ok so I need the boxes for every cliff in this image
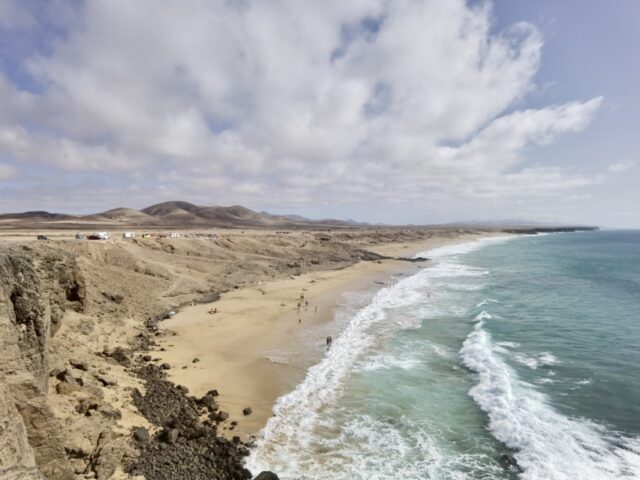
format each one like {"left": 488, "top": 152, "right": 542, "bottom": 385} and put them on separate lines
{"left": 0, "top": 246, "right": 85, "bottom": 479}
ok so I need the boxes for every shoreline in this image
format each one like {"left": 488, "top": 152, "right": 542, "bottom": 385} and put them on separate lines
{"left": 152, "top": 233, "right": 492, "bottom": 438}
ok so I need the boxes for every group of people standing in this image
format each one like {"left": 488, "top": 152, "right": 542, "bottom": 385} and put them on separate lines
{"left": 295, "top": 292, "right": 331, "bottom": 349}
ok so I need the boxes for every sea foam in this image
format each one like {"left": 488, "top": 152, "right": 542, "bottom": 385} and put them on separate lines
{"left": 246, "top": 261, "right": 435, "bottom": 476}
{"left": 460, "top": 320, "right": 640, "bottom": 479}
{"left": 247, "top": 238, "right": 504, "bottom": 478}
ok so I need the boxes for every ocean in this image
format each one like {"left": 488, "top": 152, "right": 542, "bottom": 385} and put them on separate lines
{"left": 247, "top": 231, "right": 640, "bottom": 479}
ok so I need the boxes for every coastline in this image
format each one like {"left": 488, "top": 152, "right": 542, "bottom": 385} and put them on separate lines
{"left": 153, "top": 233, "right": 493, "bottom": 438}
{"left": 0, "top": 227, "right": 525, "bottom": 479}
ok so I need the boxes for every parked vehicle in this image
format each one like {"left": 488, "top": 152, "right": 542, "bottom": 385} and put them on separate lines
{"left": 87, "top": 231, "right": 110, "bottom": 240}
{"left": 37, "top": 235, "right": 48, "bottom": 240}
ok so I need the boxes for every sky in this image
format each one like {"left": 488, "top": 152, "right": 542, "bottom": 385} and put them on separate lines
{"left": 0, "top": 0, "right": 638, "bottom": 227}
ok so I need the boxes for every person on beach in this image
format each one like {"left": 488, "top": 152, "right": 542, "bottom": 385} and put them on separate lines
{"left": 305, "top": 300, "right": 309, "bottom": 310}
{"left": 315, "top": 305, "right": 318, "bottom": 314}
{"left": 326, "top": 336, "right": 332, "bottom": 348}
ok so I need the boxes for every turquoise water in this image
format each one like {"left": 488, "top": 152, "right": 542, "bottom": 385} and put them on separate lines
{"left": 247, "top": 232, "right": 640, "bottom": 479}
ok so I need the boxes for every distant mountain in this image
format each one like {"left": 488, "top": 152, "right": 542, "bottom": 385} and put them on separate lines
{"left": 441, "top": 219, "right": 565, "bottom": 228}
{"left": 269, "top": 212, "right": 370, "bottom": 226}
{"left": 0, "top": 203, "right": 597, "bottom": 231}
{"left": 140, "top": 201, "right": 288, "bottom": 226}
{"left": 0, "top": 201, "right": 366, "bottom": 228}
{"left": 0, "top": 210, "right": 76, "bottom": 221}
{"left": 81, "top": 207, "right": 159, "bottom": 224}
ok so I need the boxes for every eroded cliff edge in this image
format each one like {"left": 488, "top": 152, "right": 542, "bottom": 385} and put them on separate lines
{"left": 0, "top": 246, "right": 85, "bottom": 479}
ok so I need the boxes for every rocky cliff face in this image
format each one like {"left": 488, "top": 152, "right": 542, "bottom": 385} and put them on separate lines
{"left": 0, "top": 246, "right": 85, "bottom": 479}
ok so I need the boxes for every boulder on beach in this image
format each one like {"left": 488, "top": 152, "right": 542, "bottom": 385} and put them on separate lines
{"left": 215, "top": 411, "right": 229, "bottom": 422}
{"left": 198, "top": 394, "right": 216, "bottom": 410}
{"left": 255, "top": 472, "right": 280, "bottom": 480}
{"left": 133, "top": 427, "right": 150, "bottom": 442}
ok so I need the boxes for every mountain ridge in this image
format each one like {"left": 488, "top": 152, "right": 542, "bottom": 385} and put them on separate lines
{"left": 0, "top": 201, "right": 599, "bottom": 231}
{"left": 0, "top": 201, "right": 370, "bottom": 228}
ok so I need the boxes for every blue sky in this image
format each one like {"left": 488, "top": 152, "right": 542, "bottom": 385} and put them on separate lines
{"left": 0, "top": 1, "right": 638, "bottom": 227}
{"left": 491, "top": 0, "right": 640, "bottom": 227}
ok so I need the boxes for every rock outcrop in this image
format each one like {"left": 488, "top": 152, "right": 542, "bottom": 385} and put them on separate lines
{"left": 128, "top": 364, "right": 252, "bottom": 479}
{"left": 0, "top": 247, "right": 85, "bottom": 479}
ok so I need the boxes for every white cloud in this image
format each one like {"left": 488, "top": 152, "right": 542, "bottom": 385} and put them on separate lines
{"left": 609, "top": 159, "right": 636, "bottom": 173}
{"left": 0, "top": 164, "right": 16, "bottom": 180}
{"left": 0, "top": 0, "right": 604, "bottom": 212}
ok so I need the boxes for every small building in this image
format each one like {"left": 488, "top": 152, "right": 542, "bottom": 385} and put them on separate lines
{"left": 170, "top": 232, "right": 181, "bottom": 238}
{"left": 122, "top": 232, "right": 136, "bottom": 239}
{"left": 142, "top": 233, "right": 151, "bottom": 238}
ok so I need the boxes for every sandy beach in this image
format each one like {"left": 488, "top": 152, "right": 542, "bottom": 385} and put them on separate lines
{"left": 153, "top": 233, "right": 488, "bottom": 437}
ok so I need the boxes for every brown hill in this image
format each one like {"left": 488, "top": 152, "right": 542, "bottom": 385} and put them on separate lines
{"left": 0, "top": 210, "right": 77, "bottom": 221}
{"left": 139, "top": 201, "right": 346, "bottom": 227}
{"left": 82, "top": 208, "right": 160, "bottom": 225}
{"left": 0, "top": 201, "right": 363, "bottom": 228}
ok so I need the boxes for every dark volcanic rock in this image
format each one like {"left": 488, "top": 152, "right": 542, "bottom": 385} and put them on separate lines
{"left": 242, "top": 407, "right": 252, "bottom": 416}
{"left": 499, "top": 453, "right": 523, "bottom": 472}
{"left": 255, "top": 472, "right": 280, "bottom": 480}
{"left": 397, "top": 256, "right": 430, "bottom": 262}
{"left": 130, "top": 365, "right": 201, "bottom": 426}
{"left": 198, "top": 393, "right": 217, "bottom": 411}
{"left": 110, "top": 346, "right": 131, "bottom": 366}
{"left": 355, "top": 250, "right": 388, "bottom": 261}
{"left": 133, "top": 427, "right": 149, "bottom": 443}
{"left": 128, "top": 364, "right": 254, "bottom": 479}
{"left": 215, "top": 411, "right": 229, "bottom": 422}
{"left": 161, "top": 428, "right": 179, "bottom": 444}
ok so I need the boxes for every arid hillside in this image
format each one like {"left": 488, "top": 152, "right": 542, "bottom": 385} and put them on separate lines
{"left": 0, "top": 201, "right": 369, "bottom": 229}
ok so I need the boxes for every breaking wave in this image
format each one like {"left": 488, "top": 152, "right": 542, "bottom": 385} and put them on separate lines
{"left": 460, "top": 319, "right": 640, "bottom": 479}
